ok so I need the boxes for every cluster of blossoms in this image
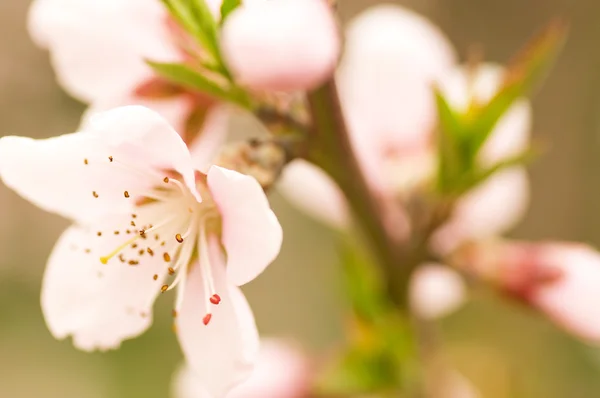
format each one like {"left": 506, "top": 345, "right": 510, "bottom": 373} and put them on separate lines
{"left": 0, "top": 0, "right": 593, "bottom": 396}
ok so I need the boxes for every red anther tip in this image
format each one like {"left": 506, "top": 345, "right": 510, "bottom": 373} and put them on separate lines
{"left": 210, "top": 294, "right": 221, "bottom": 305}
{"left": 203, "top": 313, "right": 212, "bottom": 326}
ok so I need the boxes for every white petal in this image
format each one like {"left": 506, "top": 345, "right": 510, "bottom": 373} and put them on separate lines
{"left": 0, "top": 106, "right": 197, "bottom": 223}
{"left": 81, "top": 95, "right": 192, "bottom": 141}
{"left": 338, "top": 4, "right": 456, "bottom": 187}
{"left": 533, "top": 244, "right": 600, "bottom": 342}
{"left": 173, "top": 339, "right": 310, "bottom": 398}
{"left": 42, "top": 225, "right": 170, "bottom": 351}
{"left": 277, "top": 159, "right": 349, "bottom": 228}
{"left": 188, "top": 106, "right": 231, "bottom": 173}
{"left": 177, "top": 239, "right": 260, "bottom": 398}
{"left": 410, "top": 264, "right": 467, "bottom": 319}
{"left": 221, "top": 0, "right": 340, "bottom": 91}
{"left": 28, "top": 0, "right": 179, "bottom": 103}
{"left": 432, "top": 168, "right": 529, "bottom": 255}
{"left": 207, "top": 166, "right": 283, "bottom": 286}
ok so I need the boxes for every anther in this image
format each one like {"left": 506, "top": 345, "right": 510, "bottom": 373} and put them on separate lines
{"left": 92, "top": 191, "right": 99, "bottom": 198}
{"left": 168, "top": 267, "right": 175, "bottom": 275}
{"left": 132, "top": 243, "right": 138, "bottom": 249}
{"left": 153, "top": 274, "right": 158, "bottom": 281}
{"left": 202, "top": 314, "right": 212, "bottom": 326}
{"left": 126, "top": 229, "right": 131, "bottom": 234}
{"left": 118, "top": 254, "right": 126, "bottom": 263}
{"left": 176, "top": 234, "right": 183, "bottom": 243}
{"left": 85, "top": 249, "right": 91, "bottom": 254}
{"left": 147, "top": 248, "right": 154, "bottom": 256}
{"left": 124, "top": 191, "right": 130, "bottom": 198}
{"left": 114, "top": 230, "right": 120, "bottom": 235}
{"left": 163, "top": 253, "right": 171, "bottom": 262}
{"left": 155, "top": 234, "right": 160, "bottom": 241}
{"left": 97, "top": 231, "right": 102, "bottom": 237}
{"left": 108, "top": 156, "right": 113, "bottom": 162}
{"left": 172, "top": 309, "right": 178, "bottom": 318}
{"left": 132, "top": 214, "right": 137, "bottom": 219}
{"left": 210, "top": 294, "right": 221, "bottom": 305}
{"left": 139, "top": 230, "right": 147, "bottom": 239}
{"left": 128, "top": 260, "right": 139, "bottom": 266}
{"left": 161, "top": 284, "right": 169, "bottom": 293}
{"left": 163, "top": 177, "right": 169, "bottom": 183}
{"left": 131, "top": 221, "right": 136, "bottom": 227}
{"left": 84, "top": 159, "right": 89, "bottom": 165}
{"left": 139, "top": 249, "right": 145, "bottom": 256}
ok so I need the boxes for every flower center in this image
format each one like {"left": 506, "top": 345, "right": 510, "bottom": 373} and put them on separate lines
{"left": 85, "top": 155, "right": 222, "bottom": 325}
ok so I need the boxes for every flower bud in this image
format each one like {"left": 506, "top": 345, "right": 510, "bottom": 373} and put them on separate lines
{"left": 221, "top": 0, "right": 340, "bottom": 92}
{"left": 453, "top": 240, "right": 600, "bottom": 342}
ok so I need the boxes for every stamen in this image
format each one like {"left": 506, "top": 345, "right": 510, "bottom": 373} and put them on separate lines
{"left": 124, "top": 191, "right": 130, "bottom": 198}
{"left": 92, "top": 191, "right": 99, "bottom": 198}
{"left": 97, "top": 232, "right": 102, "bottom": 236}
{"left": 163, "top": 252, "right": 171, "bottom": 262}
{"left": 210, "top": 294, "right": 221, "bottom": 305}
{"left": 147, "top": 247, "right": 154, "bottom": 256}
{"left": 153, "top": 274, "right": 158, "bottom": 281}
{"left": 128, "top": 260, "right": 139, "bottom": 266}
{"left": 84, "top": 159, "right": 89, "bottom": 165}
{"left": 168, "top": 267, "right": 175, "bottom": 275}
{"left": 161, "top": 284, "right": 169, "bottom": 293}
{"left": 176, "top": 233, "right": 183, "bottom": 243}
{"left": 108, "top": 156, "right": 113, "bottom": 162}
{"left": 99, "top": 235, "right": 139, "bottom": 264}
{"left": 203, "top": 314, "right": 212, "bottom": 326}
{"left": 163, "top": 177, "right": 169, "bottom": 183}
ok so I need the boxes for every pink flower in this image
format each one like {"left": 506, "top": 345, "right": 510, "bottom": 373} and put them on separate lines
{"left": 410, "top": 264, "right": 467, "bottom": 319}
{"left": 456, "top": 241, "right": 600, "bottom": 342}
{"left": 280, "top": 5, "right": 531, "bottom": 250}
{"left": 221, "top": 0, "right": 340, "bottom": 92}
{"left": 28, "top": 0, "right": 224, "bottom": 138}
{"left": 0, "top": 106, "right": 283, "bottom": 397}
{"left": 173, "top": 339, "right": 311, "bottom": 398}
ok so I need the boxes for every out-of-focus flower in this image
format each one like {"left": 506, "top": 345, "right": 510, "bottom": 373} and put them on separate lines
{"left": 455, "top": 241, "right": 600, "bottom": 342}
{"left": 221, "top": 0, "right": 340, "bottom": 92}
{"left": 28, "top": 0, "right": 226, "bottom": 139}
{"left": 173, "top": 339, "right": 311, "bottom": 398}
{"left": 409, "top": 263, "right": 467, "bottom": 320}
{"left": 0, "top": 106, "right": 283, "bottom": 397}
{"left": 280, "top": 5, "right": 531, "bottom": 249}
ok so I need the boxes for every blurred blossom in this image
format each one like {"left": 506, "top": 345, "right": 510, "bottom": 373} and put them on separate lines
{"left": 221, "top": 0, "right": 340, "bottom": 92}
{"left": 0, "top": 106, "right": 283, "bottom": 397}
{"left": 280, "top": 5, "right": 531, "bottom": 247}
{"left": 173, "top": 339, "right": 311, "bottom": 398}
{"left": 455, "top": 241, "right": 600, "bottom": 343}
{"left": 28, "top": 0, "right": 223, "bottom": 138}
{"left": 431, "top": 65, "right": 532, "bottom": 255}
{"left": 409, "top": 263, "right": 467, "bottom": 320}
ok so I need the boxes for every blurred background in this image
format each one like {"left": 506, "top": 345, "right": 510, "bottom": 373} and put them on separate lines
{"left": 2, "top": 0, "right": 600, "bottom": 396}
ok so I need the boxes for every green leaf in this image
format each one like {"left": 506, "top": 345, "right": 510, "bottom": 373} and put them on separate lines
{"left": 457, "top": 148, "right": 539, "bottom": 194}
{"left": 147, "top": 61, "right": 248, "bottom": 105}
{"left": 160, "top": 0, "right": 220, "bottom": 62}
{"left": 220, "top": 0, "right": 241, "bottom": 21}
{"left": 434, "top": 90, "right": 470, "bottom": 193}
{"left": 467, "top": 19, "right": 568, "bottom": 157}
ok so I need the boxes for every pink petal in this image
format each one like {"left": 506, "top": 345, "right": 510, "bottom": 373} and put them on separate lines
{"left": 42, "top": 226, "right": 170, "bottom": 351}
{"left": 173, "top": 339, "right": 310, "bottom": 398}
{"left": 432, "top": 168, "right": 529, "bottom": 255}
{"left": 0, "top": 106, "right": 197, "bottom": 223}
{"left": 277, "top": 159, "right": 349, "bottom": 228}
{"left": 533, "top": 244, "right": 600, "bottom": 342}
{"left": 338, "top": 4, "right": 456, "bottom": 190}
{"left": 409, "top": 263, "right": 467, "bottom": 319}
{"left": 437, "top": 63, "right": 532, "bottom": 164}
{"left": 207, "top": 166, "right": 282, "bottom": 286}
{"left": 187, "top": 106, "right": 231, "bottom": 173}
{"left": 177, "top": 240, "right": 260, "bottom": 398}
{"left": 81, "top": 95, "right": 193, "bottom": 141}
{"left": 221, "top": 0, "right": 340, "bottom": 92}
{"left": 28, "top": 0, "right": 179, "bottom": 103}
